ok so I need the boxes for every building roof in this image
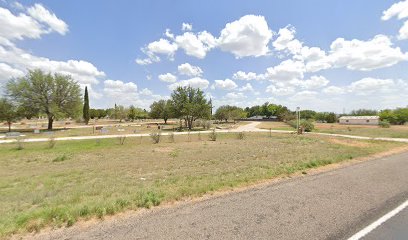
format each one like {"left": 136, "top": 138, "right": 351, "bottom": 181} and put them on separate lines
{"left": 339, "top": 116, "right": 380, "bottom": 120}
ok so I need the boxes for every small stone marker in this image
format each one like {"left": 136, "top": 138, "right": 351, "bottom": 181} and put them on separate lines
{"left": 34, "top": 129, "right": 40, "bottom": 134}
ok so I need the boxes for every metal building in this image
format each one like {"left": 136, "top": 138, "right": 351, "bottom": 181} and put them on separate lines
{"left": 338, "top": 116, "right": 380, "bottom": 125}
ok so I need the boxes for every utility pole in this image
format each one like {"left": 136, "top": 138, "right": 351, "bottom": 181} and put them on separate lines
{"left": 296, "top": 107, "right": 300, "bottom": 134}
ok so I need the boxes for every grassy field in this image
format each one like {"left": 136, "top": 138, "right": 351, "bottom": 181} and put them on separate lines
{"left": 257, "top": 121, "right": 294, "bottom": 131}
{"left": 314, "top": 123, "right": 408, "bottom": 138}
{"left": 0, "top": 120, "right": 243, "bottom": 139}
{"left": 256, "top": 121, "right": 408, "bottom": 139}
{"left": 0, "top": 132, "right": 406, "bottom": 237}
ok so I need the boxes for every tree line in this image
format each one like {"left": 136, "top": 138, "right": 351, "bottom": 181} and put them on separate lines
{"left": 1, "top": 69, "right": 407, "bottom": 132}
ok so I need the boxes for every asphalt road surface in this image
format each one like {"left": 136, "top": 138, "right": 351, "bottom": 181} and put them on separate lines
{"left": 26, "top": 151, "right": 408, "bottom": 240}
{"left": 362, "top": 207, "right": 408, "bottom": 240}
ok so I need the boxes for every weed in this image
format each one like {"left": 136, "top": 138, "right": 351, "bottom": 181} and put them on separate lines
{"left": 209, "top": 129, "right": 217, "bottom": 141}
{"left": 168, "top": 132, "right": 175, "bottom": 143}
{"left": 118, "top": 136, "right": 126, "bottom": 145}
{"left": 198, "top": 131, "right": 202, "bottom": 141}
{"left": 16, "top": 137, "right": 24, "bottom": 150}
{"left": 48, "top": 137, "right": 56, "bottom": 149}
{"left": 53, "top": 154, "right": 68, "bottom": 162}
{"left": 237, "top": 132, "right": 245, "bottom": 140}
{"left": 169, "top": 149, "right": 179, "bottom": 158}
{"left": 136, "top": 191, "right": 162, "bottom": 208}
{"left": 150, "top": 132, "right": 161, "bottom": 144}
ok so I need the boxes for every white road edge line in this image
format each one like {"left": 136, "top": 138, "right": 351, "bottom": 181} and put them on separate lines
{"left": 348, "top": 199, "right": 408, "bottom": 240}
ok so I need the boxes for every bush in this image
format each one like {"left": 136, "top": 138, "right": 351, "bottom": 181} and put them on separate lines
{"left": 209, "top": 129, "right": 217, "bottom": 141}
{"left": 379, "top": 120, "right": 391, "bottom": 128}
{"left": 16, "top": 137, "right": 24, "bottom": 150}
{"left": 150, "top": 132, "right": 161, "bottom": 144}
{"left": 237, "top": 132, "right": 245, "bottom": 140}
{"left": 168, "top": 132, "right": 175, "bottom": 143}
{"left": 288, "top": 119, "right": 315, "bottom": 132}
{"left": 48, "top": 137, "right": 56, "bottom": 149}
{"left": 118, "top": 136, "right": 126, "bottom": 145}
{"left": 300, "top": 120, "right": 314, "bottom": 132}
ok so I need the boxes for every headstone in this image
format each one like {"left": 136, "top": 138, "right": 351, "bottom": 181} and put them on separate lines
{"left": 101, "top": 128, "right": 109, "bottom": 134}
{"left": 34, "top": 129, "right": 40, "bottom": 134}
{"left": 118, "top": 129, "right": 125, "bottom": 132}
{"left": 6, "top": 132, "right": 21, "bottom": 137}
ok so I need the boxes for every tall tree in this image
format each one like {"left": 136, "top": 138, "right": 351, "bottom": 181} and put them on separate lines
{"left": 0, "top": 98, "right": 21, "bottom": 132}
{"left": 83, "top": 86, "right": 90, "bottom": 125}
{"left": 150, "top": 99, "right": 173, "bottom": 124}
{"left": 7, "top": 69, "right": 82, "bottom": 130}
{"left": 214, "top": 105, "right": 245, "bottom": 122}
{"left": 170, "top": 86, "right": 211, "bottom": 130}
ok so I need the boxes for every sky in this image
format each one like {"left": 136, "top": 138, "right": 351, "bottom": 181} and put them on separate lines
{"left": 0, "top": 0, "right": 408, "bottom": 113}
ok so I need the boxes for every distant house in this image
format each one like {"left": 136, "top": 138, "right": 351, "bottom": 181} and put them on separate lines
{"left": 339, "top": 116, "right": 380, "bottom": 125}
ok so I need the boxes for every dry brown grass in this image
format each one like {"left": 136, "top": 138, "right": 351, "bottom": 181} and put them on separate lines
{"left": 0, "top": 133, "right": 406, "bottom": 237}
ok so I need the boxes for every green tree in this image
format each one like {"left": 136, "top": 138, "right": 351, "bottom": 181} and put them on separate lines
{"left": 7, "top": 69, "right": 82, "bottom": 130}
{"left": 214, "top": 105, "right": 245, "bottom": 122}
{"left": 150, "top": 99, "right": 173, "bottom": 124}
{"left": 350, "top": 109, "right": 378, "bottom": 116}
{"left": 170, "top": 86, "right": 211, "bottom": 130}
{"left": 113, "top": 105, "right": 127, "bottom": 122}
{"left": 394, "top": 108, "right": 408, "bottom": 125}
{"left": 0, "top": 98, "right": 22, "bottom": 132}
{"left": 83, "top": 86, "right": 90, "bottom": 125}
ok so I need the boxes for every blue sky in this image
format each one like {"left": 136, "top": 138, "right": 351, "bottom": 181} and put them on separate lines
{"left": 0, "top": 0, "right": 408, "bottom": 112}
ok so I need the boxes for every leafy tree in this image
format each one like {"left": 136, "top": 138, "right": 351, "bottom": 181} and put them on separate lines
{"left": 300, "top": 110, "right": 316, "bottom": 120}
{"left": 315, "top": 112, "right": 337, "bottom": 123}
{"left": 7, "top": 69, "right": 82, "bottom": 130}
{"left": 0, "top": 98, "right": 22, "bottom": 132}
{"left": 326, "top": 112, "right": 337, "bottom": 123}
{"left": 379, "top": 108, "right": 408, "bottom": 125}
{"left": 128, "top": 105, "right": 137, "bottom": 121}
{"left": 113, "top": 105, "right": 127, "bottom": 122}
{"left": 83, "top": 86, "right": 90, "bottom": 125}
{"left": 394, "top": 108, "right": 408, "bottom": 125}
{"left": 215, "top": 105, "right": 246, "bottom": 122}
{"left": 350, "top": 109, "right": 378, "bottom": 116}
{"left": 150, "top": 99, "right": 173, "bottom": 124}
{"left": 89, "top": 109, "right": 107, "bottom": 119}
{"left": 170, "top": 86, "right": 211, "bottom": 130}
{"left": 379, "top": 109, "right": 397, "bottom": 124}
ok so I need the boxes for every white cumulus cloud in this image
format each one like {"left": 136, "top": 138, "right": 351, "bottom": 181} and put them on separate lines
{"left": 168, "top": 77, "right": 209, "bottom": 90}
{"left": 212, "top": 79, "right": 238, "bottom": 90}
{"left": 177, "top": 62, "right": 203, "bottom": 77}
{"left": 182, "top": 22, "right": 193, "bottom": 31}
{"left": 218, "top": 15, "right": 273, "bottom": 58}
{"left": 27, "top": 4, "right": 68, "bottom": 35}
{"left": 158, "top": 73, "right": 177, "bottom": 83}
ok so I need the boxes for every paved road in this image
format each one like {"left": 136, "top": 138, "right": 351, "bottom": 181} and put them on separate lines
{"left": 363, "top": 207, "right": 408, "bottom": 240}
{"left": 26, "top": 151, "right": 408, "bottom": 240}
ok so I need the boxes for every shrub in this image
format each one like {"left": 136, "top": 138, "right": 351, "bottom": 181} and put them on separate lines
{"left": 168, "top": 132, "right": 175, "bottom": 143}
{"left": 118, "top": 136, "right": 126, "bottom": 145}
{"left": 209, "top": 129, "right": 217, "bottom": 141}
{"left": 288, "top": 119, "right": 315, "bottom": 132}
{"left": 53, "top": 154, "right": 68, "bottom": 162}
{"left": 16, "top": 137, "right": 24, "bottom": 150}
{"left": 48, "top": 137, "right": 56, "bottom": 149}
{"left": 198, "top": 131, "right": 202, "bottom": 141}
{"left": 150, "top": 132, "right": 161, "bottom": 144}
{"left": 379, "top": 120, "right": 391, "bottom": 128}
{"left": 237, "top": 132, "right": 245, "bottom": 140}
{"left": 300, "top": 120, "right": 314, "bottom": 132}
